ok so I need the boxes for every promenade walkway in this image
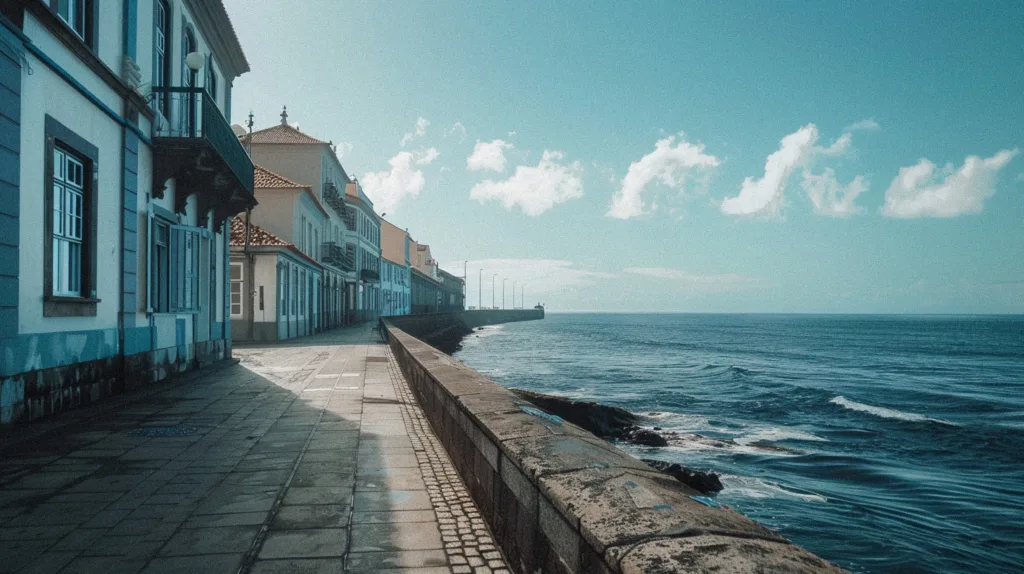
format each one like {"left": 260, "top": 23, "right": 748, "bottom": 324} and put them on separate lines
{"left": 0, "top": 324, "right": 509, "bottom": 573}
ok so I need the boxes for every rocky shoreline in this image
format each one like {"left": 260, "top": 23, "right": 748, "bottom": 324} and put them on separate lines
{"left": 510, "top": 389, "right": 725, "bottom": 494}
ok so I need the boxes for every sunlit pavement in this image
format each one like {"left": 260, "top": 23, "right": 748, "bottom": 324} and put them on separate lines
{"left": 0, "top": 323, "right": 509, "bottom": 573}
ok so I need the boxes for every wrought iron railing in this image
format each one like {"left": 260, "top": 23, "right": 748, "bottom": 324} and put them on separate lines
{"left": 320, "top": 241, "right": 354, "bottom": 271}
{"left": 150, "top": 87, "right": 254, "bottom": 195}
{"left": 323, "top": 181, "right": 347, "bottom": 215}
{"left": 360, "top": 268, "right": 380, "bottom": 282}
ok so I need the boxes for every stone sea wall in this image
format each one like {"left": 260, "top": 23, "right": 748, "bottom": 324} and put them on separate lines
{"left": 385, "top": 308, "right": 544, "bottom": 353}
{"left": 381, "top": 319, "right": 843, "bottom": 573}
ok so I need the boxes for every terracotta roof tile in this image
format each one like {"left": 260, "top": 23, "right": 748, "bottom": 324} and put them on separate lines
{"left": 244, "top": 124, "right": 329, "bottom": 145}
{"left": 229, "top": 219, "right": 289, "bottom": 247}
{"left": 254, "top": 165, "right": 306, "bottom": 189}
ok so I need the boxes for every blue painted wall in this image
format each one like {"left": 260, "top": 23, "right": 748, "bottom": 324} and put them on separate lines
{"left": 0, "top": 18, "right": 22, "bottom": 339}
{"left": 122, "top": 130, "right": 139, "bottom": 329}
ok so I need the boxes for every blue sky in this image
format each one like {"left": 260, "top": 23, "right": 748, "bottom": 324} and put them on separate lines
{"left": 223, "top": 0, "right": 1023, "bottom": 313}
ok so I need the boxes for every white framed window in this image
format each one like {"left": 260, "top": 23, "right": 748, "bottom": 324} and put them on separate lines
{"left": 230, "top": 263, "right": 243, "bottom": 316}
{"left": 52, "top": 147, "right": 85, "bottom": 296}
{"left": 57, "top": 0, "right": 87, "bottom": 40}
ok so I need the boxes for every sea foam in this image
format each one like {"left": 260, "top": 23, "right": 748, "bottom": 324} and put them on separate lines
{"left": 830, "top": 396, "right": 956, "bottom": 426}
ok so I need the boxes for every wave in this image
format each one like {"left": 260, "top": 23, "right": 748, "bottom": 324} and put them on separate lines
{"left": 830, "top": 396, "right": 957, "bottom": 426}
{"left": 720, "top": 475, "right": 828, "bottom": 503}
{"left": 735, "top": 427, "right": 828, "bottom": 446}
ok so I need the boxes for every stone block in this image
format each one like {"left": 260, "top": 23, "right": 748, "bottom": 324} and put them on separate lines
{"left": 539, "top": 467, "right": 785, "bottom": 564}
{"left": 500, "top": 433, "right": 649, "bottom": 484}
{"left": 539, "top": 496, "right": 581, "bottom": 573}
{"left": 618, "top": 535, "right": 845, "bottom": 574}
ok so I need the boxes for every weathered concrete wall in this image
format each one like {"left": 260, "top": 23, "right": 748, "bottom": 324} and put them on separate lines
{"left": 386, "top": 309, "right": 543, "bottom": 354}
{"left": 382, "top": 321, "right": 843, "bottom": 574}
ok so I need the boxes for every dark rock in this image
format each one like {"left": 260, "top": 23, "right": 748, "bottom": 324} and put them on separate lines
{"left": 643, "top": 459, "right": 723, "bottom": 494}
{"left": 509, "top": 389, "right": 638, "bottom": 438}
{"left": 625, "top": 428, "right": 669, "bottom": 447}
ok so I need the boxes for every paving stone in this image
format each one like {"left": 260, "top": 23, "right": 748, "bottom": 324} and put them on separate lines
{"left": 350, "top": 521, "right": 444, "bottom": 552}
{"left": 249, "top": 558, "right": 343, "bottom": 573}
{"left": 345, "top": 549, "right": 450, "bottom": 571}
{"left": 181, "top": 511, "right": 269, "bottom": 528}
{"left": 354, "top": 490, "right": 432, "bottom": 512}
{"left": 258, "top": 528, "right": 348, "bottom": 559}
{"left": 159, "top": 525, "right": 261, "bottom": 556}
{"left": 282, "top": 487, "right": 354, "bottom": 506}
{"left": 272, "top": 505, "right": 349, "bottom": 529}
{"left": 351, "top": 510, "right": 438, "bottom": 524}
{"left": 140, "top": 553, "right": 245, "bottom": 573}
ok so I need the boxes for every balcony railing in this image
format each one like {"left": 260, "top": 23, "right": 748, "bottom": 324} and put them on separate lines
{"left": 150, "top": 87, "right": 254, "bottom": 214}
{"left": 360, "top": 268, "right": 380, "bottom": 283}
{"left": 323, "top": 181, "right": 347, "bottom": 214}
{"left": 320, "top": 241, "right": 354, "bottom": 271}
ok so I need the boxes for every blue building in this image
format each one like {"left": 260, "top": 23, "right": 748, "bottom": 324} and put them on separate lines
{"left": 0, "top": 2, "right": 253, "bottom": 425}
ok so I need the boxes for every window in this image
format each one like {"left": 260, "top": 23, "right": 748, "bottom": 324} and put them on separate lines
{"left": 307, "top": 222, "right": 313, "bottom": 255}
{"left": 300, "top": 216, "right": 306, "bottom": 252}
{"left": 56, "top": 0, "right": 87, "bottom": 40}
{"left": 151, "top": 219, "right": 170, "bottom": 311}
{"left": 148, "top": 219, "right": 202, "bottom": 313}
{"left": 44, "top": 117, "right": 98, "bottom": 317}
{"left": 51, "top": 148, "right": 85, "bottom": 296}
{"left": 280, "top": 264, "right": 287, "bottom": 315}
{"left": 230, "top": 263, "right": 242, "bottom": 316}
{"left": 291, "top": 268, "right": 297, "bottom": 314}
{"left": 153, "top": 0, "right": 170, "bottom": 116}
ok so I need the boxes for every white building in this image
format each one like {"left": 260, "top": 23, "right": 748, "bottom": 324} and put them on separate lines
{"left": 230, "top": 165, "right": 328, "bottom": 341}
{"left": 246, "top": 113, "right": 360, "bottom": 326}
{"left": 345, "top": 181, "right": 382, "bottom": 322}
{"left": 381, "top": 219, "right": 412, "bottom": 316}
{"left": 0, "top": 1, "right": 253, "bottom": 425}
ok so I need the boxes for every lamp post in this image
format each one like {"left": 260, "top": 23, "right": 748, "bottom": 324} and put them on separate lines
{"left": 503, "top": 278, "right": 508, "bottom": 309}
{"left": 492, "top": 274, "right": 497, "bottom": 309}
{"left": 512, "top": 281, "right": 517, "bottom": 309}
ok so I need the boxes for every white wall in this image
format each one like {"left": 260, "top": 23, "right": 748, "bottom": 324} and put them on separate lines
{"left": 17, "top": 29, "right": 123, "bottom": 335}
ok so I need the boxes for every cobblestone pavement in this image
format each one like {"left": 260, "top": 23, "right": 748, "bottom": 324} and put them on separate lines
{"left": 0, "top": 324, "right": 510, "bottom": 573}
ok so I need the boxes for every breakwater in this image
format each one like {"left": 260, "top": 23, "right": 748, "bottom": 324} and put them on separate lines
{"left": 385, "top": 308, "right": 544, "bottom": 353}
{"left": 381, "top": 318, "right": 842, "bottom": 573}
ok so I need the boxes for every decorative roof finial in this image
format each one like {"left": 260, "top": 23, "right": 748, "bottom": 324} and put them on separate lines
{"left": 280, "top": 105, "right": 288, "bottom": 126}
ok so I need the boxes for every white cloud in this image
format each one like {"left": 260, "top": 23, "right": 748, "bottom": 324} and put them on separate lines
{"left": 623, "top": 267, "right": 760, "bottom": 292}
{"left": 1016, "top": 172, "right": 1024, "bottom": 182}
{"left": 466, "top": 139, "right": 513, "bottom": 173}
{"left": 845, "top": 119, "right": 881, "bottom": 132}
{"left": 469, "top": 151, "right": 583, "bottom": 216}
{"left": 820, "top": 133, "right": 852, "bottom": 157}
{"left": 606, "top": 134, "right": 720, "bottom": 219}
{"left": 508, "top": 130, "right": 517, "bottom": 137}
{"left": 334, "top": 142, "right": 353, "bottom": 158}
{"left": 721, "top": 124, "right": 819, "bottom": 216}
{"left": 443, "top": 259, "right": 616, "bottom": 304}
{"left": 361, "top": 148, "right": 439, "bottom": 213}
{"left": 416, "top": 147, "right": 440, "bottom": 165}
{"left": 445, "top": 122, "right": 467, "bottom": 141}
{"left": 801, "top": 169, "right": 867, "bottom": 217}
{"left": 400, "top": 116, "right": 429, "bottom": 147}
{"left": 882, "top": 149, "right": 1018, "bottom": 218}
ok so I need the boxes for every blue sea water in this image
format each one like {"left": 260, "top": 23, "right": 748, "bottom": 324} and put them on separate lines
{"left": 453, "top": 313, "right": 1024, "bottom": 573}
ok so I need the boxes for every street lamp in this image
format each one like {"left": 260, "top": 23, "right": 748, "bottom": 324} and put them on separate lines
{"left": 492, "top": 274, "right": 498, "bottom": 309}
{"left": 503, "top": 278, "right": 508, "bottom": 309}
{"left": 512, "top": 281, "right": 517, "bottom": 309}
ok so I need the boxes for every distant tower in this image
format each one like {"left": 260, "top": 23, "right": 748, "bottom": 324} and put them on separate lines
{"left": 280, "top": 105, "right": 288, "bottom": 125}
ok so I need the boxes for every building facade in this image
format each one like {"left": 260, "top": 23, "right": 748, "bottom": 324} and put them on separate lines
{"left": 380, "top": 219, "right": 411, "bottom": 317}
{"left": 0, "top": 1, "right": 253, "bottom": 425}
{"left": 344, "top": 182, "right": 381, "bottom": 322}
{"left": 437, "top": 269, "right": 466, "bottom": 312}
{"left": 228, "top": 219, "right": 320, "bottom": 341}
{"left": 246, "top": 113, "right": 361, "bottom": 328}
{"left": 230, "top": 166, "right": 328, "bottom": 341}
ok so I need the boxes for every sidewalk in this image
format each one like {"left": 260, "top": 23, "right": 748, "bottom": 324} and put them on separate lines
{"left": 0, "top": 324, "right": 509, "bottom": 573}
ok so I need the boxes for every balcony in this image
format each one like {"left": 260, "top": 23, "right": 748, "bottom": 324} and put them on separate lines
{"left": 150, "top": 87, "right": 256, "bottom": 224}
{"left": 323, "top": 181, "right": 347, "bottom": 214}
{"left": 360, "top": 268, "right": 380, "bottom": 283}
{"left": 320, "top": 241, "right": 354, "bottom": 272}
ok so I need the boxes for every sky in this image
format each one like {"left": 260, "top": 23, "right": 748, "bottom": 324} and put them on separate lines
{"left": 223, "top": 0, "right": 1024, "bottom": 313}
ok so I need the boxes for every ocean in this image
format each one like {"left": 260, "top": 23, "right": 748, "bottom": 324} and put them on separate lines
{"left": 453, "top": 313, "right": 1024, "bottom": 573}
